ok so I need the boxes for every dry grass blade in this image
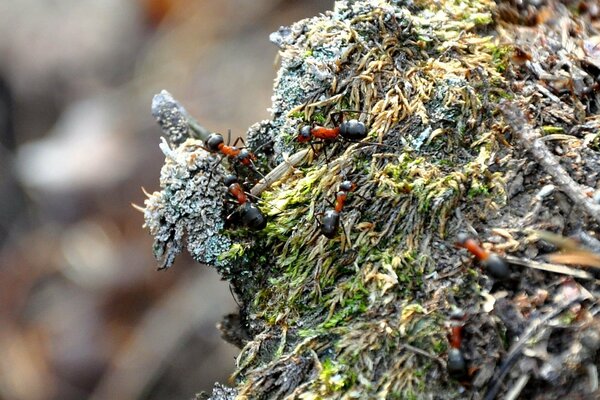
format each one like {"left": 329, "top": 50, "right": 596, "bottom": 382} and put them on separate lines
{"left": 504, "top": 255, "right": 596, "bottom": 280}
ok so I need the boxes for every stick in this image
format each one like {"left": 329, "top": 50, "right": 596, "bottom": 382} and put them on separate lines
{"left": 500, "top": 102, "right": 600, "bottom": 224}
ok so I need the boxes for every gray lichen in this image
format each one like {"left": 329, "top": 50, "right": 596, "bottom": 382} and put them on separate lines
{"left": 151, "top": 90, "right": 193, "bottom": 146}
{"left": 142, "top": 138, "right": 231, "bottom": 269}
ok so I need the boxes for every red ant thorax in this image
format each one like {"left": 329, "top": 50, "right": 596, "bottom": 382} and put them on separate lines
{"left": 223, "top": 175, "right": 266, "bottom": 231}
{"left": 456, "top": 234, "right": 490, "bottom": 262}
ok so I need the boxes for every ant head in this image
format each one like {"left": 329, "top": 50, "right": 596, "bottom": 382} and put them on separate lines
{"left": 449, "top": 308, "right": 465, "bottom": 321}
{"left": 339, "top": 119, "right": 367, "bottom": 140}
{"left": 339, "top": 180, "right": 356, "bottom": 192}
{"left": 206, "top": 133, "right": 224, "bottom": 152}
{"left": 237, "top": 148, "right": 251, "bottom": 161}
{"left": 224, "top": 175, "right": 239, "bottom": 186}
{"left": 297, "top": 125, "right": 312, "bottom": 143}
{"left": 455, "top": 232, "right": 470, "bottom": 246}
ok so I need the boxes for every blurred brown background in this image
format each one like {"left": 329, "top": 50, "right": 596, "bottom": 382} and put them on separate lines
{"left": 0, "top": 1, "right": 329, "bottom": 399}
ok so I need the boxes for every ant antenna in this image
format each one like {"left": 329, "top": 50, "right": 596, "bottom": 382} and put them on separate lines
{"left": 228, "top": 284, "right": 242, "bottom": 308}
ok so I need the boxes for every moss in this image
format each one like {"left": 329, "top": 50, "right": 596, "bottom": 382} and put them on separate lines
{"left": 490, "top": 44, "right": 512, "bottom": 73}
{"left": 541, "top": 125, "right": 565, "bottom": 134}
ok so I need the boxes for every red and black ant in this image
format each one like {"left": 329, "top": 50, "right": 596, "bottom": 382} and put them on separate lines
{"left": 297, "top": 110, "right": 403, "bottom": 161}
{"left": 455, "top": 233, "right": 510, "bottom": 279}
{"left": 224, "top": 175, "right": 266, "bottom": 230}
{"left": 205, "top": 131, "right": 264, "bottom": 180}
{"left": 447, "top": 308, "right": 467, "bottom": 379}
{"left": 297, "top": 111, "right": 369, "bottom": 143}
{"left": 321, "top": 180, "right": 357, "bottom": 239}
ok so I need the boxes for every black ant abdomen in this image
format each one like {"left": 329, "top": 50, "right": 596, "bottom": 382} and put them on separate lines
{"left": 339, "top": 119, "right": 367, "bottom": 140}
{"left": 483, "top": 253, "right": 510, "bottom": 280}
{"left": 447, "top": 348, "right": 467, "bottom": 378}
{"left": 224, "top": 174, "right": 239, "bottom": 187}
{"left": 240, "top": 202, "right": 267, "bottom": 230}
{"left": 321, "top": 209, "right": 340, "bottom": 238}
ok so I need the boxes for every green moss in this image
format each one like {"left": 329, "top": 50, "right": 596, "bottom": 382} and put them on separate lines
{"left": 319, "top": 359, "right": 356, "bottom": 392}
{"left": 490, "top": 44, "right": 512, "bottom": 73}
{"left": 541, "top": 125, "right": 564, "bottom": 134}
{"left": 468, "top": 182, "right": 490, "bottom": 198}
{"left": 218, "top": 242, "right": 245, "bottom": 262}
{"left": 289, "top": 111, "right": 306, "bottom": 120}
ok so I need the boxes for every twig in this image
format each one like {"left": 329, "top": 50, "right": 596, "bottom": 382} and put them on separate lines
{"left": 401, "top": 344, "right": 446, "bottom": 368}
{"left": 504, "top": 373, "right": 530, "bottom": 400}
{"left": 500, "top": 102, "right": 600, "bottom": 224}
{"left": 250, "top": 149, "right": 309, "bottom": 196}
{"left": 151, "top": 90, "right": 212, "bottom": 144}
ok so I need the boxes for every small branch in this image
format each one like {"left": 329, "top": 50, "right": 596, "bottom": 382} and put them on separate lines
{"left": 500, "top": 101, "right": 600, "bottom": 224}
{"left": 151, "top": 90, "right": 212, "bottom": 144}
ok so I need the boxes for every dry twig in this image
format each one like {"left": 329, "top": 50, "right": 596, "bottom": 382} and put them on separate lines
{"left": 500, "top": 102, "right": 600, "bottom": 224}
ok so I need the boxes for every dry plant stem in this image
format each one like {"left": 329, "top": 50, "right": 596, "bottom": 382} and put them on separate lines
{"left": 504, "top": 255, "right": 596, "bottom": 281}
{"left": 504, "top": 373, "right": 530, "bottom": 400}
{"left": 501, "top": 102, "right": 600, "bottom": 224}
{"left": 187, "top": 114, "right": 212, "bottom": 142}
{"left": 401, "top": 344, "right": 446, "bottom": 368}
{"left": 250, "top": 149, "right": 309, "bottom": 196}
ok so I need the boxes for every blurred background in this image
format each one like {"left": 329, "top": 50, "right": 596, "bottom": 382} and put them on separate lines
{"left": 0, "top": 1, "right": 329, "bottom": 399}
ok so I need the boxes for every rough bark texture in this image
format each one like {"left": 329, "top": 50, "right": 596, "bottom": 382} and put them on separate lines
{"left": 145, "top": 1, "right": 600, "bottom": 398}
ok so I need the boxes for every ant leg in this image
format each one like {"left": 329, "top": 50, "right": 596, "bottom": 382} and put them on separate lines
{"left": 207, "top": 154, "right": 225, "bottom": 186}
{"left": 330, "top": 111, "right": 344, "bottom": 126}
{"left": 352, "top": 191, "right": 369, "bottom": 202}
{"left": 322, "top": 143, "right": 333, "bottom": 164}
{"left": 309, "top": 140, "right": 320, "bottom": 156}
{"left": 251, "top": 139, "right": 274, "bottom": 155}
{"left": 232, "top": 136, "right": 246, "bottom": 148}
{"left": 248, "top": 162, "right": 266, "bottom": 181}
{"left": 229, "top": 284, "right": 242, "bottom": 308}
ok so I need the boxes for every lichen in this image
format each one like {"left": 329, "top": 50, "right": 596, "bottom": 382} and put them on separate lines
{"left": 142, "top": 138, "right": 232, "bottom": 269}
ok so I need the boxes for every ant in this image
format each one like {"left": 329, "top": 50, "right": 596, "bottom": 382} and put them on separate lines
{"left": 205, "top": 131, "right": 263, "bottom": 180}
{"left": 297, "top": 111, "right": 368, "bottom": 144}
{"left": 224, "top": 175, "right": 267, "bottom": 230}
{"left": 321, "top": 180, "right": 357, "bottom": 239}
{"left": 447, "top": 309, "right": 467, "bottom": 379}
{"left": 297, "top": 110, "right": 402, "bottom": 159}
{"left": 455, "top": 233, "right": 510, "bottom": 279}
